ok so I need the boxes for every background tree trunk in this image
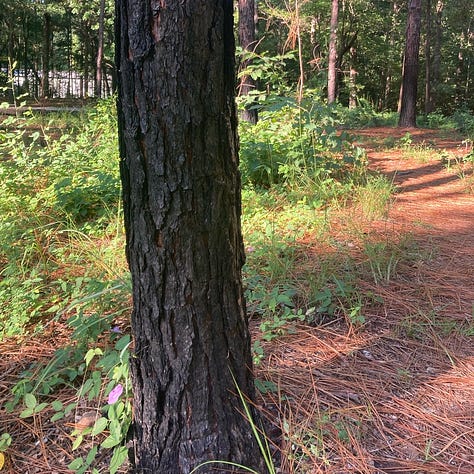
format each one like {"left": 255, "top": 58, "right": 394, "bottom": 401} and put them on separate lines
{"left": 238, "top": 0, "right": 258, "bottom": 123}
{"left": 327, "top": 0, "right": 339, "bottom": 104}
{"left": 432, "top": 0, "right": 444, "bottom": 109}
{"left": 348, "top": 45, "right": 357, "bottom": 109}
{"left": 40, "top": 12, "right": 51, "bottom": 98}
{"left": 115, "top": 0, "right": 266, "bottom": 472}
{"left": 398, "top": 0, "right": 422, "bottom": 128}
{"left": 425, "top": 0, "right": 434, "bottom": 114}
{"left": 95, "top": 0, "right": 106, "bottom": 97}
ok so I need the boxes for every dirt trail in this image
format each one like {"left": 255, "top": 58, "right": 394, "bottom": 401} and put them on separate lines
{"left": 360, "top": 127, "right": 474, "bottom": 321}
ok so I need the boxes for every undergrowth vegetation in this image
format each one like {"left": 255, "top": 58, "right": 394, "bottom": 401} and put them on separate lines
{"left": 1, "top": 97, "right": 473, "bottom": 472}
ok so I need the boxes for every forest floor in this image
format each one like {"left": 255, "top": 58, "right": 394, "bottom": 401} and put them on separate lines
{"left": 256, "top": 127, "right": 474, "bottom": 473}
{"left": 0, "top": 127, "right": 473, "bottom": 473}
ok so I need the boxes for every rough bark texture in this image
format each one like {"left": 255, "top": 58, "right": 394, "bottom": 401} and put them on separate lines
{"left": 327, "top": 0, "right": 339, "bottom": 104}
{"left": 398, "top": 0, "right": 422, "bottom": 128}
{"left": 115, "top": 1, "right": 265, "bottom": 472}
{"left": 238, "top": 0, "right": 258, "bottom": 123}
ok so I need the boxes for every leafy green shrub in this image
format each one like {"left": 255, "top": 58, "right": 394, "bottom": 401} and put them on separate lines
{"left": 334, "top": 99, "right": 398, "bottom": 128}
{"left": 239, "top": 104, "right": 368, "bottom": 191}
{"left": 417, "top": 112, "right": 456, "bottom": 129}
{"left": 451, "top": 106, "right": 474, "bottom": 138}
{"left": 48, "top": 171, "right": 120, "bottom": 222}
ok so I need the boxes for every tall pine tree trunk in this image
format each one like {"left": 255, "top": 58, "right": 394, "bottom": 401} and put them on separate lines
{"left": 398, "top": 0, "right": 422, "bottom": 128}
{"left": 432, "top": 0, "right": 444, "bottom": 108}
{"left": 425, "top": 0, "right": 434, "bottom": 114}
{"left": 41, "top": 12, "right": 51, "bottom": 98}
{"left": 238, "top": 0, "right": 258, "bottom": 123}
{"left": 95, "top": 0, "right": 106, "bottom": 97}
{"left": 115, "top": 0, "right": 266, "bottom": 472}
{"left": 327, "top": 0, "right": 339, "bottom": 104}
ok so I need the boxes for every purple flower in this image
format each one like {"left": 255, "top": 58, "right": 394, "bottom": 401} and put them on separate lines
{"left": 111, "top": 326, "right": 121, "bottom": 333}
{"left": 108, "top": 384, "right": 123, "bottom": 404}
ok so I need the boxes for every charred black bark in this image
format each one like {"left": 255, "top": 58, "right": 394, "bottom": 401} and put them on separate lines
{"left": 115, "top": 1, "right": 265, "bottom": 472}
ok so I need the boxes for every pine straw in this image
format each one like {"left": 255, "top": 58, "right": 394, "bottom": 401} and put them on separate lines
{"left": 0, "top": 325, "right": 130, "bottom": 474}
{"left": 1, "top": 303, "right": 472, "bottom": 473}
{"left": 255, "top": 320, "right": 474, "bottom": 474}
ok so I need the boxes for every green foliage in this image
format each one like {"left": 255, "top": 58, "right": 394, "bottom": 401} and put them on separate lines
{"left": 7, "top": 293, "right": 132, "bottom": 473}
{"left": 0, "top": 98, "right": 123, "bottom": 336}
{"left": 451, "top": 107, "right": 474, "bottom": 139}
{"left": 0, "top": 433, "right": 12, "bottom": 452}
{"left": 237, "top": 48, "right": 297, "bottom": 103}
{"left": 334, "top": 100, "right": 398, "bottom": 128}
{"left": 239, "top": 103, "right": 368, "bottom": 192}
{"left": 361, "top": 234, "right": 423, "bottom": 286}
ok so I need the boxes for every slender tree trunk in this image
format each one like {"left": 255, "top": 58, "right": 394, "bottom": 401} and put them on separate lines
{"left": 66, "top": 7, "right": 72, "bottom": 97}
{"left": 348, "top": 45, "right": 357, "bottom": 108}
{"left": 380, "top": 0, "right": 399, "bottom": 111}
{"left": 23, "top": 13, "right": 29, "bottom": 94}
{"left": 425, "top": 0, "right": 434, "bottom": 114}
{"left": 84, "top": 42, "right": 89, "bottom": 98}
{"left": 398, "top": 0, "right": 422, "bottom": 128}
{"left": 327, "top": 0, "right": 339, "bottom": 104}
{"left": 238, "top": 0, "right": 258, "bottom": 123}
{"left": 296, "top": 0, "right": 305, "bottom": 103}
{"left": 7, "top": 29, "right": 15, "bottom": 101}
{"left": 115, "top": 0, "right": 266, "bottom": 472}
{"left": 41, "top": 12, "right": 51, "bottom": 98}
{"left": 455, "top": 20, "right": 472, "bottom": 105}
{"left": 432, "top": 0, "right": 443, "bottom": 104}
{"left": 95, "top": 0, "right": 106, "bottom": 97}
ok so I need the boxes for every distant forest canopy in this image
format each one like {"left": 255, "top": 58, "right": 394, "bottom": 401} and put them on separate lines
{"left": 0, "top": 0, "right": 472, "bottom": 113}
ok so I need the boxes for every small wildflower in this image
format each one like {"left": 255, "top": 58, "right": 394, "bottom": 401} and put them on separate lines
{"left": 111, "top": 326, "right": 121, "bottom": 333}
{"left": 246, "top": 246, "right": 255, "bottom": 253}
{"left": 108, "top": 384, "right": 124, "bottom": 404}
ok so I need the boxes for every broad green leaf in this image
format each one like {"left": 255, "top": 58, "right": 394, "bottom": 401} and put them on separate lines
{"left": 101, "top": 435, "right": 120, "bottom": 449}
{"left": 91, "top": 417, "right": 108, "bottom": 436}
{"left": 110, "top": 446, "right": 128, "bottom": 474}
{"left": 72, "top": 434, "right": 84, "bottom": 451}
{"left": 24, "top": 393, "right": 37, "bottom": 409}
{"left": 19, "top": 408, "right": 34, "bottom": 419}
{"left": 33, "top": 402, "right": 48, "bottom": 414}
{"left": 85, "top": 348, "right": 102, "bottom": 367}
{"left": 51, "top": 400, "right": 63, "bottom": 411}
{"left": 115, "top": 334, "right": 131, "bottom": 351}
{"left": 85, "top": 445, "right": 99, "bottom": 465}
{"left": 68, "top": 457, "right": 83, "bottom": 470}
{"left": 50, "top": 412, "right": 64, "bottom": 422}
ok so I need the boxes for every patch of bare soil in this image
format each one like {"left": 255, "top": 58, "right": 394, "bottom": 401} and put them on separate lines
{"left": 0, "top": 127, "right": 472, "bottom": 473}
{"left": 256, "top": 127, "right": 474, "bottom": 473}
